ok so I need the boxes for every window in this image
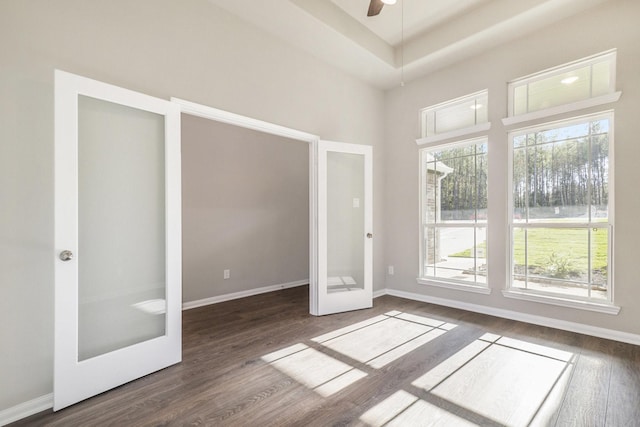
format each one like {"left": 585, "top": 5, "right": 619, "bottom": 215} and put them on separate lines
{"left": 509, "top": 113, "right": 613, "bottom": 303}
{"left": 420, "top": 139, "right": 488, "bottom": 290}
{"left": 508, "top": 50, "right": 616, "bottom": 117}
{"left": 420, "top": 90, "right": 488, "bottom": 139}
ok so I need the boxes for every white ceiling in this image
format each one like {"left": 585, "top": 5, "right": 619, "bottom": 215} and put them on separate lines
{"left": 207, "top": 0, "right": 611, "bottom": 89}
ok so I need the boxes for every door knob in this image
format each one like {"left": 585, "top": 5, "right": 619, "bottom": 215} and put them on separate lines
{"left": 59, "top": 250, "right": 73, "bottom": 261}
{"left": 366, "top": 233, "right": 373, "bottom": 238}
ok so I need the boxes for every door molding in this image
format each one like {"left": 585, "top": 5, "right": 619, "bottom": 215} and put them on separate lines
{"left": 170, "top": 98, "right": 322, "bottom": 315}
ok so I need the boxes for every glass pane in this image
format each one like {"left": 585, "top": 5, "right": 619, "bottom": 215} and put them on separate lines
{"left": 526, "top": 228, "right": 589, "bottom": 297}
{"left": 592, "top": 60, "right": 611, "bottom": 97}
{"left": 327, "top": 151, "right": 365, "bottom": 293}
{"left": 513, "top": 85, "right": 528, "bottom": 115}
{"left": 432, "top": 144, "right": 484, "bottom": 223}
{"left": 527, "top": 66, "right": 591, "bottom": 112}
{"left": 422, "top": 92, "right": 488, "bottom": 137}
{"left": 423, "top": 225, "right": 436, "bottom": 277}
{"left": 591, "top": 227, "right": 609, "bottom": 299}
{"left": 427, "top": 227, "right": 481, "bottom": 284}
{"left": 475, "top": 145, "right": 488, "bottom": 224}
{"left": 512, "top": 227, "right": 527, "bottom": 289}
{"left": 424, "top": 111, "right": 436, "bottom": 138}
{"left": 528, "top": 138, "right": 589, "bottom": 222}
{"left": 591, "top": 132, "right": 609, "bottom": 221}
{"left": 474, "top": 93, "right": 488, "bottom": 125}
{"left": 423, "top": 153, "right": 438, "bottom": 224}
{"left": 514, "top": 227, "right": 605, "bottom": 299}
{"left": 537, "top": 122, "right": 589, "bottom": 143}
{"left": 475, "top": 227, "right": 487, "bottom": 284}
{"left": 434, "top": 100, "right": 477, "bottom": 134}
{"left": 512, "top": 148, "right": 526, "bottom": 222}
{"left": 78, "top": 95, "right": 166, "bottom": 361}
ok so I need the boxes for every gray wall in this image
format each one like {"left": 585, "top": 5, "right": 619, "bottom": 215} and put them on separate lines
{"left": 0, "top": 0, "right": 386, "bottom": 411}
{"left": 384, "top": 0, "right": 640, "bottom": 335}
{"left": 182, "top": 114, "right": 309, "bottom": 302}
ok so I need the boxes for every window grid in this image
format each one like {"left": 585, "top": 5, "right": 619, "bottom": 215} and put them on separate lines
{"left": 509, "top": 113, "right": 613, "bottom": 303}
{"left": 421, "top": 139, "right": 488, "bottom": 288}
{"left": 508, "top": 50, "right": 616, "bottom": 117}
{"left": 420, "top": 90, "right": 488, "bottom": 138}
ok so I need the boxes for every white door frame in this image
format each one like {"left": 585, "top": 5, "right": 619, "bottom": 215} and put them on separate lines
{"left": 171, "top": 98, "right": 323, "bottom": 314}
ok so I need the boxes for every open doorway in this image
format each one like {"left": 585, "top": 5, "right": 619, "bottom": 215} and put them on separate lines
{"left": 173, "top": 97, "right": 373, "bottom": 316}
{"left": 180, "top": 113, "right": 310, "bottom": 308}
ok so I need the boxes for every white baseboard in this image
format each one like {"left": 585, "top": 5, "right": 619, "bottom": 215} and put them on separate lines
{"left": 0, "top": 393, "right": 52, "bottom": 427}
{"left": 373, "top": 288, "right": 387, "bottom": 299}
{"left": 385, "top": 288, "right": 640, "bottom": 346}
{"left": 182, "top": 280, "right": 308, "bottom": 310}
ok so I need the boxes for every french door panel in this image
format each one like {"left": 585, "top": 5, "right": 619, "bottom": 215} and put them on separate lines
{"left": 54, "top": 70, "right": 181, "bottom": 410}
{"left": 316, "top": 140, "right": 373, "bottom": 315}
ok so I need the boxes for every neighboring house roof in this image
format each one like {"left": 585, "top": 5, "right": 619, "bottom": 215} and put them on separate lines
{"left": 424, "top": 153, "right": 453, "bottom": 175}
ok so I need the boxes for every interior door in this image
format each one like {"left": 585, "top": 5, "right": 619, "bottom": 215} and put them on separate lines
{"left": 315, "top": 140, "right": 373, "bottom": 315}
{"left": 54, "top": 70, "right": 181, "bottom": 410}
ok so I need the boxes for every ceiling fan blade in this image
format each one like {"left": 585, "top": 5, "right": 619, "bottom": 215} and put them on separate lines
{"left": 367, "top": 0, "right": 384, "bottom": 17}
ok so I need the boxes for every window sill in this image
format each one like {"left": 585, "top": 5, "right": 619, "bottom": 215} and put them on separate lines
{"left": 415, "top": 122, "right": 491, "bottom": 146}
{"left": 501, "top": 91, "right": 622, "bottom": 127}
{"left": 417, "top": 278, "right": 492, "bottom": 295}
{"left": 502, "top": 289, "right": 620, "bottom": 315}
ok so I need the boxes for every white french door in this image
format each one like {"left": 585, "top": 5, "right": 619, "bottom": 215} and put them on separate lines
{"left": 314, "top": 141, "right": 373, "bottom": 315}
{"left": 53, "top": 70, "right": 182, "bottom": 410}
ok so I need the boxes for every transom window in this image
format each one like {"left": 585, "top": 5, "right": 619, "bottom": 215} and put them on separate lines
{"left": 420, "top": 90, "right": 488, "bottom": 138}
{"left": 420, "top": 139, "right": 488, "bottom": 288}
{"left": 509, "top": 113, "right": 613, "bottom": 302}
{"left": 508, "top": 50, "right": 616, "bottom": 117}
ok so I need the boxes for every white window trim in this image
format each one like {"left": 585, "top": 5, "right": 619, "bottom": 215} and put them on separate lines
{"left": 502, "top": 289, "right": 620, "bottom": 315}
{"left": 507, "top": 111, "right": 616, "bottom": 309}
{"left": 506, "top": 49, "right": 617, "bottom": 118}
{"left": 419, "top": 89, "right": 488, "bottom": 139}
{"left": 418, "top": 137, "right": 490, "bottom": 293}
{"left": 416, "top": 122, "right": 491, "bottom": 146}
{"left": 417, "top": 278, "right": 492, "bottom": 295}
{"left": 502, "top": 91, "right": 621, "bottom": 127}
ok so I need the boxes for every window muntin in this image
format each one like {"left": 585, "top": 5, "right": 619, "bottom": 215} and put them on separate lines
{"left": 421, "top": 139, "right": 488, "bottom": 287}
{"left": 509, "top": 113, "right": 612, "bottom": 302}
{"left": 421, "top": 91, "right": 488, "bottom": 138}
{"left": 509, "top": 51, "right": 616, "bottom": 116}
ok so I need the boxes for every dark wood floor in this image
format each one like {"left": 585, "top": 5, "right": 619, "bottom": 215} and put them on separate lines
{"left": 14, "top": 286, "right": 640, "bottom": 426}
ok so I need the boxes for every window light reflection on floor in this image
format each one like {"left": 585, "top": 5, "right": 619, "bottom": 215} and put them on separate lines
{"left": 360, "top": 390, "right": 477, "bottom": 427}
{"left": 313, "top": 311, "right": 458, "bottom": 369}
{"left": 361, "top": 334, "right": 576, "bottom": 426}
{"left": 261, "top": 311, "right": 456, "bottom": 398}
{"left": 261, "top": 311, "right": 575, "bottom": 425}
{"left": 261, "top": 343, "right": 367, "bottom": 397}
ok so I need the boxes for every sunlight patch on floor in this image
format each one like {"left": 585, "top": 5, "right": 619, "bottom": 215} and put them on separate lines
{"left": 411, "top": 335, "right": 575, "bottom": 426}
{"left": 261, "top": 344, "right": 367, "bottom": 397}
{"left": 262, "top": 311, "right": 575, "bottom": 425}
{"left": 316, "top": 312, "right": 457, "bottom": 368}
{"left": 321, "top": 317, "right": 432, "bottom": 364}
{"left": 312, "top": 315, "right": 389, "bottom": 343}
{"left": 360, "top": 390, "right": 476, "bottom": 427}
{"left": 263, "top": 311, "right": 457, "bottom": 398}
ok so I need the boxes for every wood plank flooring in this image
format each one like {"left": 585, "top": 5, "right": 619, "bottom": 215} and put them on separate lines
{"left": 13, "top": 286, "right": 640, "bottom": 426}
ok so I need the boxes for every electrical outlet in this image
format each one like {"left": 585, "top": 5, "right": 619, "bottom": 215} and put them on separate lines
{"left": 223, "top": 269, "right": 230, "bottom": 279}
{"left": 388, "top": 265, "right": 394, "bottom": 275}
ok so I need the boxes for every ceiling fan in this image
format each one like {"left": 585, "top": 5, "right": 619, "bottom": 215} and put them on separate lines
{"left": 367, "top": 0, "right": 397, "bottom": 17}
